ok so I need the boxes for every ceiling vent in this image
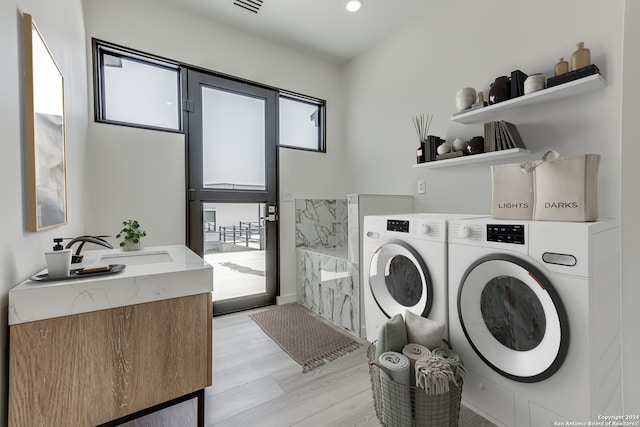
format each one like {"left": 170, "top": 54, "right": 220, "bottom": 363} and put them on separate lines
{"left": 233, "top": 0, "right": 264, "bottom": 14}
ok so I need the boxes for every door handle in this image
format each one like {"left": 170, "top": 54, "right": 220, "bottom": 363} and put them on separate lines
{"left": 265, "top": 205, "right": 278, "bottom": 222}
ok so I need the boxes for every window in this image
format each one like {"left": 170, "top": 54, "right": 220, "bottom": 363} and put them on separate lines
{"left": 93, "top": 40, "right": 182, "bottom": 132}
{"left": 279, "top": 93, "right": 325, "bottom": 152}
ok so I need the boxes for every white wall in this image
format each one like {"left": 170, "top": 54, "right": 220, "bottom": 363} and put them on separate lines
{"left": 344, "top": 0, "right": 622, "bottom": 220}
{"left": 82, "top": 0, "right": 347, "bottom": 304}
{"left": 343, "top": 0, "right": 637, "bottom": 412}
{"left": 620, "top": 0, "right": 640, "bottom": 414}
{"left": 85, "top": 124, "right": 186, "bottom": 248}
{"left": 0, "top": 0, "right": 88, "bottom": 422}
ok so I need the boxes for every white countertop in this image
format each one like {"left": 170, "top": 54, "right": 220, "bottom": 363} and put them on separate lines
{"left": 9, "top": 245, "right": 213, "bottom": 325}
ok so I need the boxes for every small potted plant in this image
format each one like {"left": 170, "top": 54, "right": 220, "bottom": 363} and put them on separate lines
{"left": 116, "top": 219, "right": 146, "bottom": 251}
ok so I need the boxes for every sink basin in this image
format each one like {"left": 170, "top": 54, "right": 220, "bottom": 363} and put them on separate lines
{"left": 100, "top": 250, "right": 173, "bottom": 266}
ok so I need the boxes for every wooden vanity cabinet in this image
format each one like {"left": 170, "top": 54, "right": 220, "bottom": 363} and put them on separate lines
{"left": 8, "top": 293, "right": 212, "bottom": 427}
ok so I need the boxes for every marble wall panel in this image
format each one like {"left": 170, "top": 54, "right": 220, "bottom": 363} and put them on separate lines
{"left": 295, "top": 199, "right": 348, "bottom": 249}
{"left": 296, "top": 248, "right": 359, "bottom": 336}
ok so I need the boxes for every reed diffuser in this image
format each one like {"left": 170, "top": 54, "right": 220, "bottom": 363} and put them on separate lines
{"left": 413, "top": 113, "right": 433, "bottom": 163}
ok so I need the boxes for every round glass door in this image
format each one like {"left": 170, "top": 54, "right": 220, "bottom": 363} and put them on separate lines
{"left": 458, "top": 254, "right": 569, "bottom": 382}
{"left": 368, "top": 239, "right": 432, "bottom": 318}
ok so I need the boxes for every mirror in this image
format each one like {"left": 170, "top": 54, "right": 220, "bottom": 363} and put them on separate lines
{"left": 23, "top": 13, "right": 67, "bottom": 231}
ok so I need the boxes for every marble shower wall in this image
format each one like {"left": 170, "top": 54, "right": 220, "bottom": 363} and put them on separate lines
{"left": 295, "top": 199, "right": 348, "bottom": 249}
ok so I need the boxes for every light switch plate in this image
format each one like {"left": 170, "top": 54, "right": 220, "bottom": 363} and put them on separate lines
{"left": 417, "top": 180, "right": 426, "bottom": 194}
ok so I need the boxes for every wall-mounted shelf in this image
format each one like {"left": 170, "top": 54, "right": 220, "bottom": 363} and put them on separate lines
{"left": 450, "top": 74, "right": 607, "bottom": 124}
{"left": 413, "top": 148, "right": 531, "bottom": 169}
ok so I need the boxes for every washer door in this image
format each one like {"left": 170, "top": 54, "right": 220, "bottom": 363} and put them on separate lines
{"left": 368, "top": 238, "right": 433, "bottom": 319}
{"left": 458, "top": 254, "right": 569, "bottom": 383}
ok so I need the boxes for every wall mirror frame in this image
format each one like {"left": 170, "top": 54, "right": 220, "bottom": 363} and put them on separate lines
{"left": 23, "top": 12, "right": 68, "bottom": 231}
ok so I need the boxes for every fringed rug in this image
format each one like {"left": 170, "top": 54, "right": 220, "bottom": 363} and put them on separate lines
{"left": 250, "top": 303, "right": 362, "bottom": 373}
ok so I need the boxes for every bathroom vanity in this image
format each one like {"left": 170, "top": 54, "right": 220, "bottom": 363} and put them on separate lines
{"left": 8, "top": 245, "right": 213, "bottom": 427}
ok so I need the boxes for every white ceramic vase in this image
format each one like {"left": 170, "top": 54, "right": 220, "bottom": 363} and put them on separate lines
{"left": 524, "top": 74, "right": 546, "bottom": 95}
{"left": 452, "top": 137, "right": 467, "bottom": 152}
{"left": 455, "top": 87, "right": 476, "bottom": 112}
{"left": 437, "top": 142, "right": 452, "bottom": 154}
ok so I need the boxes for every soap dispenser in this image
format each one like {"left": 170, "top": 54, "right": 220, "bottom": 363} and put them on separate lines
{"left": 45, "top": 238, "right": 72, "bottom": 279}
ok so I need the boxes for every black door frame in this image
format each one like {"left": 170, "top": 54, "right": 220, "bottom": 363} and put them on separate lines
{"left": 184, "top": 69, "right": 279, "bottom": 316}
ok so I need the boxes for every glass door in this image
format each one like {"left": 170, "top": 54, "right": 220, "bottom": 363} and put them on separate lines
{"left": 186, "top": 70, "right": 278, "bottom": 316}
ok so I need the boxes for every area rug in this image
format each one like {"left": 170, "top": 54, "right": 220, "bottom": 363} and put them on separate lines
{"left": 250, "top": 303, "right": 362, "bottom": 373}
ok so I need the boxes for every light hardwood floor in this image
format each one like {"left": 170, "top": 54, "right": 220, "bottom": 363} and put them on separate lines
{"left": 205, "top": 307, "right": 497, "bottom": 427}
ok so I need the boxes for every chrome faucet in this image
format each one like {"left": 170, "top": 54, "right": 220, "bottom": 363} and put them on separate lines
{"left": 65, "top": 235, "right": 113, "bottom": 263}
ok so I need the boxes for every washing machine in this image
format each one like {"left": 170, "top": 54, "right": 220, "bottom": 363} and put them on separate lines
{"left": 447, "top": 217, "right": 622, "bottom": 427}
{"left": 362, "top": 213, "right": 478, "bottom": 343}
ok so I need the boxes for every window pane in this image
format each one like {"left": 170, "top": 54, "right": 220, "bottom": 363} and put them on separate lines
{"left": 279, "top": 96, "right": 322, "bottom": 151}
{"left": 202, "top": 87, "right": 266, "bottom": 190}
{"left": 101, "top": 52, "right": 180, "bottom": 130}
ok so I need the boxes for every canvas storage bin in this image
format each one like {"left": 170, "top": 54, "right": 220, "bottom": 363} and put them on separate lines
{"left": 491, "top": 162, "right": 534, "bottom": 220}
{"left": 525, "top": 150, "right": 600, "bottom": 222}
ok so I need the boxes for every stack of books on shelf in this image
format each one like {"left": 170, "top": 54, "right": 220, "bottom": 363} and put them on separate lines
{"left": 546, "top": 64, "right": 600, "bottom": 88}
{"left": 483, "top": 121, "right": 527, "bottom": 152}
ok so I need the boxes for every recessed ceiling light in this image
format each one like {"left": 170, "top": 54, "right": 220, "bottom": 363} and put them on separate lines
{"left": 345, "top": 0, "right": 362, "bottom": 13}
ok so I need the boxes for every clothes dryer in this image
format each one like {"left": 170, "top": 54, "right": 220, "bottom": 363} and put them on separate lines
{"left": 447, "top": 217, "right": 622, "bottom": 427}
{"left": 362, "top": 213, "right": 477, "bottom": 343}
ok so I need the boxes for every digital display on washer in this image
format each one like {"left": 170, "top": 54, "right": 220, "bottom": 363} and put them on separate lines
{"left": 487, "top": 224, "right": 525, "bottom": 244}
{"left": 387, "top": 219, "right": 410, "bottom": 233}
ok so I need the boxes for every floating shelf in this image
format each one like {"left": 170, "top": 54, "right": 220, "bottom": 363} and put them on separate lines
{"left": 450, "top": 74, "right": 607, "bottom": 124}
{"left": 413, "top": 148, "right": 531, "bottom": 169}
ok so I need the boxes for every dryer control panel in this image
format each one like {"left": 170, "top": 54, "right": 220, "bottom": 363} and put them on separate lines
{"left": 487, "top": 224, "right": 525, "bottom": 244}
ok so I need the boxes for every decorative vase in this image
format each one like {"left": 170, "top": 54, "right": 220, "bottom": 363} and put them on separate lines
{"left": 452, "top": 137, "right": 467, "bottom": 152}
{"left": 455, "top": 87, "right": 476, "bottom": 112}
{"left": 123, "top": 240, "right": 141, "bottom": 251}
{"left": 488, "top": 76, "right": 511, "bottom": 104}
{"left": 524, "top": 74, "right": 546, "bottom": 95}
{"left": 554, "top": 57, "right": 569, "bottom": 76}
{"left": 571, "top": 42, "right": 590, "bottom": 71}
{"left": 437, "top": 142, "right": 452, "bottom": 155}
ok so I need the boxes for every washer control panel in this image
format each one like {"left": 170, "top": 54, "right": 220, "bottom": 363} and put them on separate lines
{"left": 386, "top": 219, "right": 441, "bottom": 237}
{"left": 387, "top": 219, "right": 409, "bottom": 233}
{"left": 486, "top": 224, "right": 525, "bottom": 245}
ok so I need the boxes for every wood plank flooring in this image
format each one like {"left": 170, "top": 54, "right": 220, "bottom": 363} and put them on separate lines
{"left": 205, "top": 307, "right": 496, "bottom": 427}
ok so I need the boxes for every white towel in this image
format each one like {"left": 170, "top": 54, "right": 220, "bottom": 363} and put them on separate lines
{"left": 402, "top": 343, "right": 431, "bottom": 386}
{"left": 378, "top": 351, "right": 412, "bottom": 427}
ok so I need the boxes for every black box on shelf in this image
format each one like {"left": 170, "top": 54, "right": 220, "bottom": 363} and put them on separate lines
{"left": 426, "top": 135, "right": 445, "bottom": 162}
{"left": 510, "top": 70, "right": 528, "bottom": 98}
{"left": 547, "top": 64, "right": 600, "bottom": 88}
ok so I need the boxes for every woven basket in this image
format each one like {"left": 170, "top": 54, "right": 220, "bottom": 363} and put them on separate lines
{"left": 367, "top": 343, "right": 463, "bottom": 427}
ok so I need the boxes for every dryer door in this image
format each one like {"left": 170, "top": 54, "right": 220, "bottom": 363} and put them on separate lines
{"left": 458, "top": 254, "right": 569, "bottom": 383}
{"left": 368, "top": 238, "right": 433, "bottom": 319}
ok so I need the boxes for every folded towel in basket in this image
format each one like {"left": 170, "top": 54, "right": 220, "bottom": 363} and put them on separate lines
{"left": 414, "top": 355, "right": 457, "bottom": 427}
{"left": 402, "top": 343, "right": 431, "bottom": 386}
{"left": 378, "top": 351, "right": 412, "bottom": 427}
{"left": 415, "top": 356, "right": 455, "bottom": 394}
{"left": 432, "top": 347, "right": 467, "bottom": 384}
